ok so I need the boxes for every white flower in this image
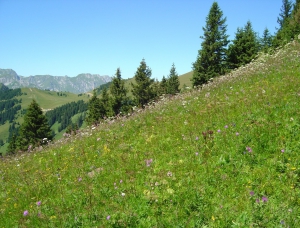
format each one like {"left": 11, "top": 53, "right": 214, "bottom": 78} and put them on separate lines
{"left": 121, "top": 192, "right": 125, "bottom": 197}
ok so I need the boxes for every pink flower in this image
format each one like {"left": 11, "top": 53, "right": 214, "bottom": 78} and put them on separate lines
{"left": 106, "top": 215, "right": 111, "bottom": 220}
{"left": 23, "top": 210, "right": 29, "bottom": 216}
{"left": 36, "top": 201, "right": 41, "bottom": 206}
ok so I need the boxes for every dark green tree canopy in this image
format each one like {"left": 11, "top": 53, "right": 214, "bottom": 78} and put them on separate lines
{"left": 166, "top": 63, "right": 180, "bottom": 95}
{"left": 131, "top": 59, "right": 155, "bottom": 107}
{"left": 260, "top": 28, "right": 273, "bottom": 52}
{"left": 227, "top": 21, "right": 260, "bottom": 69}
{"left": 85, "top": 90, "right": 102, "bottom": 125}
{"left": 277, "top": 0, "right": 293, "bottom": 30}
{"left": 17, "top": 99, "right": 52, "bottom": 151}
{"left": 110, "top": 68, "right": 128, "bottom": 115}
{"left": 192, "top": 2, "right": 229, "bottom": 87}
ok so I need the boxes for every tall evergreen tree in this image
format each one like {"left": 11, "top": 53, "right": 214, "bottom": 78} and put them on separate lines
{"left": 17, "top": 100, "right": 52, "bottom": 151}
{"left": 131, "top": 59, "right": 155, "bottom": 107}
{"left": 85, "top": 90, "right": 102, "bottom": 125}
{"left": 166, "top": 63, "right": 180, "bottom": 95}
{"left": 273, "top": 0, "right": 299, "bottom": 47}
{"left": 110, "top": 68, "right": 128, "bottom": 115}
{"left": 7, "top": 133, "right": 17, "bottom": 154}
{"left": 277, "top": 0, "right": 293, "bottom": 30}
{"left": 160, "top": 76, "right": 168, "bottom": 95}
{"left": 99, "top": 87, "right": 113, "bottom": 118}
{"left": 227, "top": 21, "right": 260, "bottom": 69}
{"left": 260, "top": 28, "right": 274, "bottom": 52}
{"left": 192, "top": 2, "right": 229, "bottom": 87}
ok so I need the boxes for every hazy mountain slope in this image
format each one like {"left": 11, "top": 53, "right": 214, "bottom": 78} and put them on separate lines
{"left": 0, "top": 69, "right": 112, "bottom": 93}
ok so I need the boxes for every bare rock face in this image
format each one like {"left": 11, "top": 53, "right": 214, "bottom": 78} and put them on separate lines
{"left": 0, "top": 69, "right": 112, "bottom": 94}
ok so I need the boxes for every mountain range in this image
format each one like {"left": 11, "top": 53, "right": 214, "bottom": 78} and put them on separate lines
{"left": 0, "top": 69, "right": 112, "bottom": 94}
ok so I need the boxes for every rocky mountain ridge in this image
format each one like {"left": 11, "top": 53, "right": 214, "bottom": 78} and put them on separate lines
{"left": 0, "top": 69, "right": 112, "bottom": 94}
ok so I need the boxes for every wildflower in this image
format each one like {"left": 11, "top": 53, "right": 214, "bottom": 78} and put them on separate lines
{"left": 121, "top": 192, "right": 125, "bottom": 197}
{"left": 167, "top": 188, "right": 174, "bottom": 194}
{"left": 167, "top": 171, "right": 173, "bottom": 177}
{"left": 256, "top": 198, "right": 260, "bottom": 203}
{"left": 106, "top": 215, "right": 111, "bottom": 220}
{"left": 262, "top": 196, "right": 268, "bottom": 203}
{"left": 236, "top": 132, "right": 239, "bottom": 136}
{"left": 288, "top": 208, "right": 292, "bottom": 212}
{"left": 195, "top": 152, "right": 199, "bottom": 156}
{"left": 249, "top": 191, "right": 254, "bottom": 196}
{"left": 224, "top": 125, "right": 228, "bottom": 129}
{"left": 217, "top": 129, "right": 221, "bottom": 133}
{"left": 246, "top": 147, "right": 252, "bottom": 153}
{"left": 23, "top": 210, "right": 29, "bottom": 216}
{"left": 120, "top": 180, "right": 123, "bottom": 183}
{"left": 78, "top": 177, "right": 82, "bottom": 182}
{"left": 145, "top": 159, "right": 153, "bottom": 167}
{"left": 195, "top": 136, "right": 199, "bottom": 140}
{"left": 281, "top": 149, "right": 285, "bottom": 153}
{"left": 97, "top": 138, "right": 100, "bottom": 141}
{"left": 36, "top": 201, "right": 41, "bottom": 206}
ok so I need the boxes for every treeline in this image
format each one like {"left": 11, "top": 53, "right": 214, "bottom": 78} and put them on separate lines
{"left": 45, "top": 100, "right": 87, "bottom": 132}
{"left": 0, "top": 104, "right": 21, "bottom": 125}
{"left": 192, "top": 0, "right": 300, "bottom": 87}
{"left": 85, "top": 62, "right": 180, "bottom": 125}
{"left": 0, "top": 86, "right": 22, "bottom": 100}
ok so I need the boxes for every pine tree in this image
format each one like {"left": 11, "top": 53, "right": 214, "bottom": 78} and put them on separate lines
{"left": 166, "top": 63, "right": 180, "bottom": 95}
{"left": 110, "top": 68, "right": 128, "bottom": 115}
{"left": 273, "top": 0, "right": 299, "bottom": 47}
{"left": 227, "top": 21, "right": 260, "bottom": 69}
{"left": 131, "top": 59, "right": 155, "bottom": 107}
{"left": 7, "top": 133, "right": 17, "bottom": 154}
{"left": 277, "top": 0, "right": 293, "bottom": 30}
{"left": 192, "top": 2, "right": 229, "bottom": 87}
{"left": 160, "top": 76, "right": 168, "bottom": 95}
{"left": 17, "top": 100, "right": 52, "bottom": 151}
{"left": 99, "top": 87, "right": 113, "bottom": 118}
{"left": 260, "top": 28, "right": 273, "bottom": 52}
{"left": 85, "top": 90, "right": 102, "bottom": 125}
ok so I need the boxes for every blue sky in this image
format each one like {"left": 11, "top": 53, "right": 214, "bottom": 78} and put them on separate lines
{"left": 0, "top": 0, "right": 283, "bottom": 80}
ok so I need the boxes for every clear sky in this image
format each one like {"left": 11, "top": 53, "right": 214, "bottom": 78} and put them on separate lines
{"left": 0, "top": 0, "right": 284, "bottom": 80}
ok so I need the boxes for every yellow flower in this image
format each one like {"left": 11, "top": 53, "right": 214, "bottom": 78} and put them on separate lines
{"left": 212, "top": 215, "right": 215, "bottom": 221}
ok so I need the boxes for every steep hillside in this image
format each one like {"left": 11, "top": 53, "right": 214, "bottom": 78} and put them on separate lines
{"left": 0, "top": 41, "right": 300, "bottom": 227}
{"left": 0, "top": 69, "right": 112, "bottom": 93}
{"left": 0, "top": 88, "right": 90, "bottom": 154}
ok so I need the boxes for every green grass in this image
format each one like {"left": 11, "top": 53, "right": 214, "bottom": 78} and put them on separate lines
{"left": 1, "top": 40, "right": 300, "bottom": 227}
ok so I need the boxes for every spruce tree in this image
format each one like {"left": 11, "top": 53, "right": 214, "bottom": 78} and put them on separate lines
{"left": 110, "top": 68, "right": 128, "bottom": 115}
{"left": 99, "top": 87, "right": 113, "bottom": 118}
{"left": 227, "top": 21, "right": 259, "bottom": 69}
{"left": 131, "top": 59, "right": 155, "bottom": 107}
{"left": 160, "top": 76, "right": 168, "bottom": 95}
{"left": 166, "top": 63, "right": 180, "bottom": 95}
{"left": 192, "top": 2, "right": 229, "bottom": 87}
{"left": 277, "top": 0, "right": 293, "bottom": 30}
{"left": 7, "top": 133, "right": 17, "bottom": 154}
{"left": 273, "top": 0, "right": 299, "bottom": 47}
{"left": 86, "top": 90, "right": 102, "bottom": 125}
{"left": 260, "top": 28, "right": 273, "bottom": 52}
{"left": 17, "top": 99, "right": 52, "bottom": 151}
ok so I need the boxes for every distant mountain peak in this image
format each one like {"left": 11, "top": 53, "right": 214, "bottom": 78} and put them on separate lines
{"left": 0, "top": 69, "right": 112, "bottom": 93}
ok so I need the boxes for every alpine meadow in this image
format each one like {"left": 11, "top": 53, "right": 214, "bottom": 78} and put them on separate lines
{"left": 1, "top": 1, "right": 300, "bottom": 227}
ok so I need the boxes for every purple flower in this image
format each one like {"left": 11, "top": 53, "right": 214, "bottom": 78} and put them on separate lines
{"left": 236, "top": 132, "right": 239, "bottom": 136}
{"left": 246, "top": 147, "right": 252, "bottom": 153}
{"left": 78, "top": 177, "right": 82, "bottom": 182}
{"left": 106, "top": 215, "right": 111, "bottom": 220}
{"left": 281, "top": 149, "right": 285, "bottom": 153}
{"left": 256, "top": 198, "right": 260, "bottom": 203}
{"left": 145, "top": 159, "right": 153, "bottom": 167}
{"left": 262, "top": 196, "right": 268, "bottom": 203}
{"left": 195, "top": 136, "right": 199, "bottom": 140}
{"left": 23, "top": 210, "right": 29, "bottom": 216}
{"left": 36, "top": 201, "right": 41, "bottom": 206}
{"left": 217, "top": 129, "right": 221, "bottom": 133}
{"left": 249, "top": 191, "right": 254, "bottom": 196}
{"left": 224, "top": 125, "right": 228, "bottom": 129}
{"left": 120, "top": 180, "right": 123, "bottom": 183}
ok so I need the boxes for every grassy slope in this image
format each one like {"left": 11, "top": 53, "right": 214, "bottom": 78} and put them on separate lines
{"left": 0, "top": 89, "right": 89, "bottom": 153}
{"left": 1, "top": 41, "right": 300, "bottom": 227}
